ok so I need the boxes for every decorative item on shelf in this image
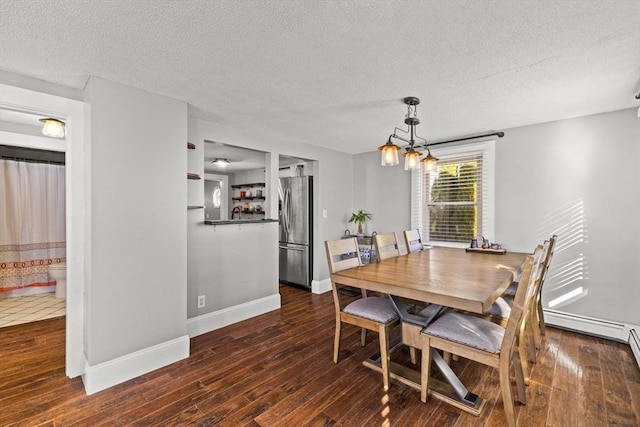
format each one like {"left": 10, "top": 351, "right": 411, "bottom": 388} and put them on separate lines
{"left": 240, "top": 190, "right": 246, "bottom": 198}
{"left": 348, "top": 210, "right": 372, "bottom": 236}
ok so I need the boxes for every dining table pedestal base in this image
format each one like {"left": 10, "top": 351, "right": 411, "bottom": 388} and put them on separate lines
{"left": 362, "top": 358, "right": 486, "bottom": 416}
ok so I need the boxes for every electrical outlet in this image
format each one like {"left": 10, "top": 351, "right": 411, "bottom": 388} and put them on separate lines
{"left": 197, "top": 295, "right": 205, "bottom": 308}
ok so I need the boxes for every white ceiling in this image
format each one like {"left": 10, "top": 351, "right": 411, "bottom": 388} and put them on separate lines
{"left": 1, "top": 0, "right": 638, "bottom": 155}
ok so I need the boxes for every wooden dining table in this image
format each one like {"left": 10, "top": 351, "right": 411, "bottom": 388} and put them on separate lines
{"left": 330, "top": 246, "right": 528, "bottom": 415}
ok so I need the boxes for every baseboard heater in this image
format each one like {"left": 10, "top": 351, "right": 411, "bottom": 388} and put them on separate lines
{"left": 544, "top": 309, "right": 640, "bottom": 369}
{"left": 630, "top": 328, "right": 640, "bottom": 370}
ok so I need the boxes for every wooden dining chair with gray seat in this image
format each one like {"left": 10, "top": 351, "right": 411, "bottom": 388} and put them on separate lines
{"left": 469, "top": 243, "right": 546, "bottom": 385}
{"left": 484, "top": 236, "right": 556, "bottom": 373}
{"left": 374, "top": 232, "right": 401, "bottom": 260}
{"left": 403, "top": 228, "right": 427, "bottom": 253}
{"left": 502, "top": 235, "right": 557, "bottom": 347}
{"left": 420, "top": 253, "right": 541, "bottom": 427}
{"left": 325, "top": 237, "right": 400, "bottom": 391}
{"left": 375, "top": 230, "right": 443, "bottom": 364}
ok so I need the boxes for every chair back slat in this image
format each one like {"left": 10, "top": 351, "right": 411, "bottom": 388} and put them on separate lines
{"left": 374, "top": 232, "right": 400, "bottom": 261}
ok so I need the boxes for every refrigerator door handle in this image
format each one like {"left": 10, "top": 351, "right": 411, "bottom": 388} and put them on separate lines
{"left": 279, "top": 245, "right": 304, "bottom": 251}
{"left": 284, "top": 188, "right": 291, "bottom": 235}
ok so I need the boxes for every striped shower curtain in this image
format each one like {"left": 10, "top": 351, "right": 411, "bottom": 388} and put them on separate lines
{"left": 0, "top": 159, "right": 66, "bottom": 295}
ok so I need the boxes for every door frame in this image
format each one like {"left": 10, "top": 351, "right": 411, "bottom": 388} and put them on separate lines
{"left": 0, "top": 83, "right": 86, "bottom": 378}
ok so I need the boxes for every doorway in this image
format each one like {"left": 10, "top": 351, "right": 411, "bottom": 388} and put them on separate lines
{"left": 0, "top": 83, "right": 86, "bottom": 378}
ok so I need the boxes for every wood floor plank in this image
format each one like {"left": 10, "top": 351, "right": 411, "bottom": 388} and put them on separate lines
{"left": 577, "top": 342, "right": 607, "bottom": 426}
{"left": 1, "top": 284, "right": 639, "bottom": 426}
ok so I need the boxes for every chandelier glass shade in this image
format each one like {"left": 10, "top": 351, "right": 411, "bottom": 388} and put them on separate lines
{"left": 421, "top": 150, "right": 439, "bottom": 172}
{"left": 378, "top": 138, "right": 400, "bottom": 166}
{"left": 403, "top": 148, "right": 422, "bottom": 170}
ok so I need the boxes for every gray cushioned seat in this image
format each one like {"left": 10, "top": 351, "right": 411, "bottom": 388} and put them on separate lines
{"left": 485, "top": 296, "right": 514, "bottom": 318}
{"left": 502, "top": 281, "right": 519, "bottom": 297}
{"left": 344, "top": 297, "right": 399, "bottom": 323}
{"left": 423, "top": 311, "right": 505, "bottom": 353}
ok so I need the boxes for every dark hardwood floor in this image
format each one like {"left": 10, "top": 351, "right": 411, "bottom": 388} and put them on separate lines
{"left": 1, "top": 284, "right": 639, "bottom": 426}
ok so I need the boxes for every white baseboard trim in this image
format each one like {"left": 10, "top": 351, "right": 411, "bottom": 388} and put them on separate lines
{"left": 82, "top": 334, "right": 190, "bottom": 395}
{"left": 629, "top": 329, "right": 640, "bottom": 369}
{"left": 187, "top": 293, "right": 281, "bottom": 338}
{"left": 544, "top": 309, "right": 637, "bottom": 342}
{"left": 544, "top": 309, "right": 640, "bottom": 369}
{"left": 312, "top": 278, "right": 331, "bottom": 294}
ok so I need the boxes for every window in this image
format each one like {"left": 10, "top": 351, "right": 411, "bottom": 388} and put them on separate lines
{"left": 411, "top": 141, "right": 495, "bottom": 247}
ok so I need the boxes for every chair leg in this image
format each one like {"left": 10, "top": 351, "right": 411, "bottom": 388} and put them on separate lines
{"left": 361, "top": 328, "right": 367, "bottom": 347}
{"left": 526, "top": 319, "right": 537, "bottom": 364}
{"left": 379, "top": 324, "right": 391, "bottom": 391}
{"left": 420, "top": 338, "right": 432, "bottom": 403}
{"left": 333, "top": 318, "right": 342, "bottom": 364}
{"left": 410, "top": 347, "right": 417, "bottom": 365}
{"left": 512, "top": 352, "right": 527, "bottom": 404}
{"left": 517, "top": 323, "right": 531, "bottom": 386}
{"left": 443, "top": 351, "right": 452, "bottom": 365}
{"left": 532, "top": 298, "right": 542, "bottom": 350}
{"left": 537, "top": 298, "right": 546, "bottom": 337}
{"left": 499, "top": 358, "right": 517, "bottom": 427}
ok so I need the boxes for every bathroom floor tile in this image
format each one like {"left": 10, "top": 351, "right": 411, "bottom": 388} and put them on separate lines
{"left": 0, "top": 293, "right": 65, "bottom": 328}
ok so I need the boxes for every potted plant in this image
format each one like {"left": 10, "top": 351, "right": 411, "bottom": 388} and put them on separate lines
{"left": 349, "top": 210, "right": 372, "bottom": 235}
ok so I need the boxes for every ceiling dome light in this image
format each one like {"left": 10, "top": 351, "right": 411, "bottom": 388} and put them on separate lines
{"left": 212, "top": 158, "right": 230, "bottom": 167}
{"left": 39, "top": 118, "right": 65, "bottom": 138}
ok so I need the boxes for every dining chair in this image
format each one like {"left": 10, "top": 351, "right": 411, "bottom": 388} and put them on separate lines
{"left": 531, "top": 234, "right": 557, "bottom": 348}
{"left": 420, "top": 253, "right": 540, "bottom": 427}
{"left": 325, "top": 237, "right": 400, "bottom": 391}
{"left": 403, "top": 228, "right": 424, "bottom": 253}
{"left": 374, "top": 232, "right": 401, "bottom": 260}
{"left": 491, "top": 235, "right": 557, "bottom": 356}
{"left": 481, "top": 244, "right": 546, "bottom": 383}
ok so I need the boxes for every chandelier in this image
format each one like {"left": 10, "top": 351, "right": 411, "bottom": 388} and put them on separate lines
{"left": 377, "top": 97, "right": 438, "bottom": 172}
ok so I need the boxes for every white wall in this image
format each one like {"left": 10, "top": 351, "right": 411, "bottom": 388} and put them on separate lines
{"left": 83, "top": 77, "right": 188, "bottom": 365}
{"left": 353, "top": 108, "right": 640, "bottom": 327}
{"left": 353, "top": 151, "right": 411, "bottom": 246}
{"left": 495, "top": 108, "right": 639, "bottom": 325}
{"left": 187, "top": 117, "right": 352, "bottom": 315}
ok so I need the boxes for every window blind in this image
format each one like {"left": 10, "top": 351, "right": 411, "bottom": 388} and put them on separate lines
{"left": 411, "top": 141, "right": 495, "bottom": 246}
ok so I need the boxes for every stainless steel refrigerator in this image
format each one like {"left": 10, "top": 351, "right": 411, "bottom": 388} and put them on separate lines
{"left": 278, "top": 176, "right": 313, "bottom": 288}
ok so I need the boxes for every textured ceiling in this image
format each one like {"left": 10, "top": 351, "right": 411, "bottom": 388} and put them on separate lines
{"left": 1, "top": 0, "right": 638, "bottom": 154}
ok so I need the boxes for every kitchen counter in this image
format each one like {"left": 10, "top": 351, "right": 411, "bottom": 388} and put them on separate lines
{"left": 204, "top": 219, "right": 278, "bottom": 225}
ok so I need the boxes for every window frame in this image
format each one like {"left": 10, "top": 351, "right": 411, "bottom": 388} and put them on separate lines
{"left": 411, "top": 140, "right": 495, "bottom": 248}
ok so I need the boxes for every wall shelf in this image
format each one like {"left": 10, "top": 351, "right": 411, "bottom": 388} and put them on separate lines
{"left": 187, "top": 172, "right": 201, "bottom": 180}
{"left": 188, "top": 205, "right": 205, "bottom": 209}
{"left": 187, "top": 142, "right": 195, "bottom": 150}
{"left": 232, "top": 197, "right": 265, "bottom": 201}
{"left": 231, "top": 182, "right": 265, "bottom": 189}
